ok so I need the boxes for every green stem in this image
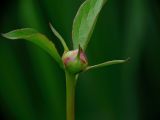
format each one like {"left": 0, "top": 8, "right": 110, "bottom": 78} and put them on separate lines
{"left": 65, "top": 71, "right": 76, "bottom": 120}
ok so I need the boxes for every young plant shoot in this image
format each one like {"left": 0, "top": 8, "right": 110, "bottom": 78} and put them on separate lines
{"left": 2, "top": 0, "right": 128, "bottom": 120}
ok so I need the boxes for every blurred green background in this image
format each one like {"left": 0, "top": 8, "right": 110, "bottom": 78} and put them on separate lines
{"left": 0, "top": 0, "right": 160, "bottom": 120}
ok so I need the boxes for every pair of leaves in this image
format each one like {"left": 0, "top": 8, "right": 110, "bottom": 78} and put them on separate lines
{"left": 2, "top": 0, "right": 107, "bottom": 67}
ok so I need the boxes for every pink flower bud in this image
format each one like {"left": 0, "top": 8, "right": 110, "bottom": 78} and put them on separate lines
{"left": 62, "top": 47, "right": 88, "bottom": 74}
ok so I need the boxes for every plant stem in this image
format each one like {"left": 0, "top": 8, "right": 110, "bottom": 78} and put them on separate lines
{"left": 65, "top": 70, "right": 76, "bottom": 120}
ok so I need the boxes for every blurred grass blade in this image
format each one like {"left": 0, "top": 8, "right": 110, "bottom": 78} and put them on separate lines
{"left": 85, "top": 58, "right": 129, "bottom": 71}
{"left": 72, "top": 0, "right": 107, "bottom": 50}
{"left": 2, "top": 28, "right": 63, "bottom": 68}
{"left": 0, "top": 45, "right": 37, "bottom": 120}
{"left": 49, "top": 23, "right": 69, "bottom": 51}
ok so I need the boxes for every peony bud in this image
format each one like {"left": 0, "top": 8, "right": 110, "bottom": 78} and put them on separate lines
{"left": 62, "top": 46, "right": 88, "bottom": 74}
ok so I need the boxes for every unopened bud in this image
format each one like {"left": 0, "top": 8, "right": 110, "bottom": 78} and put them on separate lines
{"left": 62, "top": 47, "right": 88, "bottom": 74}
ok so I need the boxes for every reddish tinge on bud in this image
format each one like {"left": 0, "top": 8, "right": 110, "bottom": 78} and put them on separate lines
{"left": 62, "top": 46, "right": 88, "bottom": 74}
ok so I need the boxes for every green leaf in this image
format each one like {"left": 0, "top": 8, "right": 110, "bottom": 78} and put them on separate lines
{"left": 2, "top": 28, "right": 63, "bottom": 68}
{"left": 72, "top": 0, "right": 107, "bottom": 50}
{"left": 49, "top": 23, "right": 69, "bottom": 51}
{"left": 85, "top": 58, "right": 129, "bottom": 71}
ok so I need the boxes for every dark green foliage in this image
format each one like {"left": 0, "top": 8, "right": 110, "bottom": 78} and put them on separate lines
{"left": 0, "top": 0, "right": 160, "bottom": 120}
